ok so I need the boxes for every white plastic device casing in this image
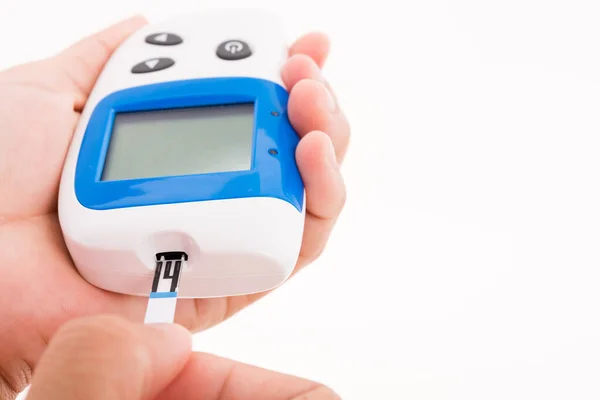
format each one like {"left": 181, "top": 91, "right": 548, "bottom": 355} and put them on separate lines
{"left": 58, "top": 9, "right": 306, "bottom": 298}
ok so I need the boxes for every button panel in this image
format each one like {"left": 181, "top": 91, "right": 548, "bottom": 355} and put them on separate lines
{"left": 132, "top": 35, "right": 253, "bottom": 75}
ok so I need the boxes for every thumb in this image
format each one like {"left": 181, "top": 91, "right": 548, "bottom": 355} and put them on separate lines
{"left": 55, "top": 15, "right": 147, "bottom": 109}
{"left": 0, "top": 16, "right": 146, "bottom": 110}
{"left": 25, "top": 315, "right": 192, "bottom": 400}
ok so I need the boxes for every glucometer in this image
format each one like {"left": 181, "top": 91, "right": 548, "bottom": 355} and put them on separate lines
{"left": 58, "top": 9, "right": 305, "bottom": 321}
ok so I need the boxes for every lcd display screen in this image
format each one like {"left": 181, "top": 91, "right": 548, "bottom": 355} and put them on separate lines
{"left": 101, "top": 103, "right": 254, "bottom": 181}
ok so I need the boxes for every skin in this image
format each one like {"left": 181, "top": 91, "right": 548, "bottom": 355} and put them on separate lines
{"left": 0, "top": 15, "right": 350, "bottom": 399}
{"left": 25, "top": 315, "right": 341, "bottom": 400}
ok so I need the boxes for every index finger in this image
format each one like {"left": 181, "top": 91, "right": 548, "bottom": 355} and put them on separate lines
{"left": 56, "top": 15, "right": 147, "bottom": 110}
{"left": 158, "top": 352, "right": 341, "bottom": 400}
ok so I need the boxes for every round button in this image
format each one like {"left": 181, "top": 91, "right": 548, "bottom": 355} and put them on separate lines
{"left": 131, "top": 58, "right": 175, "bottom": 74}
{"left": 145, "top": 33, "right": 183, "bottom": 46}
{"left": 216, "top": 40, "right": 252, "bottom": 60}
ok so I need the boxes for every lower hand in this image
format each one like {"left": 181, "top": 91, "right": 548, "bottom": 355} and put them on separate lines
{"left": 25, "top": 315, "right": 341, "bottom": 400}
{"left": 0, "top": 15, "right": 349, "bottom": 398}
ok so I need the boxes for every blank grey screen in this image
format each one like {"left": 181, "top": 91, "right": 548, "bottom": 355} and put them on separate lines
{"left": 101, "top": 103, "right": 254, "bottom": 181}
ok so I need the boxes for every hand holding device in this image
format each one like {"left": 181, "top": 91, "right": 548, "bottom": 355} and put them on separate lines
{"left": 0, "top": 12, "right": 349, "bottom": 396}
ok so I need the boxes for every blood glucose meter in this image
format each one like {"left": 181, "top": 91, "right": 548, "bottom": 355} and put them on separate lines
{"left": 58, "top": 9, "right": 305, "bottom": 299}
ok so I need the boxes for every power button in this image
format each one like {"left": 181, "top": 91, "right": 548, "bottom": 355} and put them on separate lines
{"left": 216, "top": 40, "right": 252, "bottom": 60}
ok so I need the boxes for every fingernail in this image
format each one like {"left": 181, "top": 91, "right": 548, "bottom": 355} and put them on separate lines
{"left": 325, "top": 136, "right": 338, "bottom": 169}
{"left": 310, "top": 61, "right": 327, "bottom": 84}
{"left": 325, "top": 85, "right": 337, "bottom": 113}
{"left": 309, "top": 62, "right": 337, "bottom": 113}
{"left": 317, "top": 81, "right": 337, "bottom": 113}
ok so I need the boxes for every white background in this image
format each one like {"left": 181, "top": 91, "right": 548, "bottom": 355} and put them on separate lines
{"left": 3, "top": 0, "right": 600, "bottom": 398}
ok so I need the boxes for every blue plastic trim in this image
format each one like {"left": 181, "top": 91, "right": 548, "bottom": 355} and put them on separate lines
{"left": 149, "top": 291, "right": 178, "bottom": 299}
{"left": 74, "top": 77, "right": 303, "bottom": 212}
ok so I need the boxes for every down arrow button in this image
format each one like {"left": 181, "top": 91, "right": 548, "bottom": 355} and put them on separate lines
{"left": 131, "top": 58, "right": 175, "bottom": 74}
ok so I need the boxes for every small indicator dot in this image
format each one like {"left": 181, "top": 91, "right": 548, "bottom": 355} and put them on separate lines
{"left": 271, "top": 111, "right": 280, "bottom": 116}
{"left": 268, "top": 149, "right": 278, "bottom": 155}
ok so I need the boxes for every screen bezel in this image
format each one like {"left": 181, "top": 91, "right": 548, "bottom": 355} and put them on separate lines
{"left": 74, "top": 77, "right": 303, "bottom": 212}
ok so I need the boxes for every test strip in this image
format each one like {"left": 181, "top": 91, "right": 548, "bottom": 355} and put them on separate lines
{"left": 144, "top": 253, "right": 185, "bottom": 324}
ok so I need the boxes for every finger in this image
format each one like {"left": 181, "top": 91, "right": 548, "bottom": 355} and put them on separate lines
{"left": 297, "top": 131, "right": 346, "bottom": 220}
{"left": 288, "top": 32, "right": 330, "bottom": 68}
{"left": 55, "top": 15, "right": 147, "bottom": 109}
{"left": 295, "top": 131, "right": 346, "bottom": 265}
{"left": 0, "top": 16, "right": 146, "bottom": 110}
{"left": 281, "top": 53, "right": 327, "bottom": 90}
{"left": 158, "top": 352, "right": 341, "bottom": 400}
{"left": 26, "top": 315, "right": 191, "bottom": 400}
{"left": 284, "top": 58, "right": 350, "bottom": 163}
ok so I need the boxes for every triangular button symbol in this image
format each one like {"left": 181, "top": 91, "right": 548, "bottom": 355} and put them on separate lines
{"left": 145, "top": 59, "right": 160, "bottom": 69}
{"left": 154, "top": 33, "right": 168, "bottom": 42}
